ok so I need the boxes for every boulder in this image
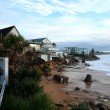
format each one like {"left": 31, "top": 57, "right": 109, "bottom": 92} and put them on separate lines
{"left": 84, "top": 74, "right": 92, "bottom": 82}
{"left": 53, "top": 74, "right": 69, "bottom": 84}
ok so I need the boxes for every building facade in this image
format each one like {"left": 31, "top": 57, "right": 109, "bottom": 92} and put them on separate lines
{"left": 28, "top": 37, "right": 63, "bottom": 61}
{"left": 64, "top": 47, "right": 89, "bottom": 55}
{"left": 0, "top": 26, "right": 20, "bottom": 38}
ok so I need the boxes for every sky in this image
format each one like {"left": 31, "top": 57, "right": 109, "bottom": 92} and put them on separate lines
{"left": 0, "top": 0, "right": 110, "bottom": 45}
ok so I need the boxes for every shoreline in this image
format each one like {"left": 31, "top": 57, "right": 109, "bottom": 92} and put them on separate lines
{"left": 40, "top": 62, "right": 110, "bottom": 107}
{"left": 63, "top": 63, "right": 110, "bottom": 96}
{"left": 86, "top": 54, "right": 110, "bottom": 76}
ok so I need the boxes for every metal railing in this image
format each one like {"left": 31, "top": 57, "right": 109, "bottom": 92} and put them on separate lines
{"left": 0, "top": 80, "right": 6, "bottom": 107}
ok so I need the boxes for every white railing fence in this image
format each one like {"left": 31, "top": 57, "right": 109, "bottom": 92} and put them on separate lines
{"left": 0, "top": 80, "right": 6, "bottom": 107}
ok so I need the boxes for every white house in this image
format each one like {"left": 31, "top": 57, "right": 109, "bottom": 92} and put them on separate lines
{"left": 0, "top": 26, "right": 20, "bottom": 38}
{"left": 64, "top": 47, "right": 89, "bottom": 55}
{"left": 28, "top": 37, "right": 52, "bottom": 51}
{"left": 28, "top": 37, "right": 63, "bottom": 61}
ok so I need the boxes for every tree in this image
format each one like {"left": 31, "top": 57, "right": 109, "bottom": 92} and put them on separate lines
{"left": 91, "top": 48, "right": 95, "bottom": 55}
{"left": 0, "top": 43, "right": 4, "bottom": 51}
{"left": 82, "top": 51, "right": 85, "bottom": 55}
{"left": 52, "top": 42, "right": 56, "bottom": 47}
{"left": 4, "top": 34, "right": 29, "bottom": 51}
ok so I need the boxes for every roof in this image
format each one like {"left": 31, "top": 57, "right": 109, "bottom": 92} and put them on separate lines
{"left": 65, "top": 47, "right": 88, "bottom": 49}
{"left": 0, "top": 25, "right": 20, "bottom": 37}
{"left": 29, "top": 38, "right": 46, "bottom": 43}
{"left": 65, "top": 47, "right": 77, "bottom": 49}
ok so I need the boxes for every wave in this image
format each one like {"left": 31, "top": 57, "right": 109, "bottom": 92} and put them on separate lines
{"left": 87, "top": 54, "right": 110, "bottom": 75}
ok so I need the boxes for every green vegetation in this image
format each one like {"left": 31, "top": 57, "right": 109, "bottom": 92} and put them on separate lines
{"left": 16, "top": 67, "right": 42, "bottom": 82}
{"left": 1, "top": 93, "right": 56, "bottom": 110}
{"left": 1, "top": 95, "right": 29, "bottom": 110}
{"left": 43, "top": 63, "right": 51, "bottom": 72}
{"left": 14, "top": 78, "right": 43, "bottom": 98}
{"left": 0, "top": 34, "right": 29, "bottom": 53}
{"left": 70, "top": 102, "right": 90, "bottom": 110}
{"left": 1, "top": 67, "right": 56, "bottom": 110}
{"left": 29, "top": 93, "right": 56, "bottom": 110}
{"left": 90, "top": 48, "right": 95, "bottom": 55}
{"left": 0, "top": 34, "right": 56, "bottom": 110}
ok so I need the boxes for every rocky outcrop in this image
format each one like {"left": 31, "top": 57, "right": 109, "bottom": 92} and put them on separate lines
{"left": 53, "top": 74, "right": 69, "bottom": 84}
{"left": 84, "top": 74, "right": 92, "bottom": 82}
{"left": 84, "top": 54, "right": 100, "bottom": 61}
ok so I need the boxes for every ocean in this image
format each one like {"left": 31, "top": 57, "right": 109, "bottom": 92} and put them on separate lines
{"left": 63, "top": 54, "right": 110, "bottom": 96}
{"left": 87, "top": 54, "right": 110, "bottom": 76}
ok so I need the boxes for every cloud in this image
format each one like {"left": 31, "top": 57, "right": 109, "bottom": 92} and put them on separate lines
{"left": 9, "top": 14, "right": 109, "bottom": 43}
{"left": 10, "top": 0, "right": 110, "bottom": 16}
{"left": 10, "top": 0, "right": 53, "bottom": 16}
{"left": 103, "top": 19, "right": 110, "bottom": 26}
{"left": 1, "top": 0, "right": 110, "bottom": 45}
{"left": 15, "top": 15, "right": 94, "bottom": 41}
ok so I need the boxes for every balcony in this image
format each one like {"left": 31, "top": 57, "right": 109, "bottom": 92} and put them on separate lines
{"left": 48, "top": 47, "right": 59, "bottom": 51}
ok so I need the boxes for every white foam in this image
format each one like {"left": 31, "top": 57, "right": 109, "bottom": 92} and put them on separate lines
{"left": 106, "top": 73, "right": 110, "bottom": 76}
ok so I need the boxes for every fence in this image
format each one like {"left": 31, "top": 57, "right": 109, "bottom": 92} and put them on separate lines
{"left": 0, "top": 80, "right": 6, "bottom": 107}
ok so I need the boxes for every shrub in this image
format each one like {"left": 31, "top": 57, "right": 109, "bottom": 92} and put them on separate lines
{"left": 1, "top": 95, "right": 29, "bottom": 110}
{"left": 30, "top": 67, "right": 42, "bottom": 82}
{"left": 43, "top": 64, "right": 51, "bottom": 72}
{"left": 70, "top": 102, "right": 90, "bottom": 110}
{"left": 1, "top": 93, "right": 56, "bottom": 110}
{"left": 33, "top": 57, "right": 45, "bottom": 64}
{"left": 17, "top": 67, "right": 42, "bottom": 82}
{"left": 17, "top": 67, "right": 30, "bottom": 80}
{"left": 16, "top": 78, "right": 43, "bottom": 98}
{"left": 5, "top": 78, "right": 43, "bottom": 98}
{"left": 28, "top": 93, "right": 56, "bottom": 110}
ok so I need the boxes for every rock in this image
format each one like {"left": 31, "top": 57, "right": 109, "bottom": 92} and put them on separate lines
{"left": 82, "top": 58, "right": 85, "bottom": 63}
{"left": 74, "top": 87, "right": 80, "bottom": 91}
{"left": 57, "top": 68, "right": 65, "bottom": 72}
{"left": 89, "top": 100, "right": 96, "bottom": 106}
{"left": 53, "top": 74, "right": 69, "bottom": 84}
{"left": 64, "top": 77, "right": 69, "bottom": 83}
{"left": 84, "top": 74, "right": 92, "bottom": 82}
{"left": 85, "top": 63, "right": 90, "bottom": 66}
{"left": 55, "top": 102, "right": 69, "bottom": 110}
{"left": 101, "top": 105, "right": 109, "bottom": 110}
{"left": 97, "top": 103, "right": 109, "bottom": 110}
{"left": 106, "top": 104, "right": 110, "bottom": 110}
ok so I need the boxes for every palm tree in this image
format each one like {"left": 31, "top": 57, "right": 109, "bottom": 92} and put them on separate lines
{"left": 90, "top": 48, "right": 95, "bottom": 55}
{"left": 4, "top": 34, "right": 28, "bottom": 51}
{"left": 52, "top": 42, "right": 56, "bottom": 47}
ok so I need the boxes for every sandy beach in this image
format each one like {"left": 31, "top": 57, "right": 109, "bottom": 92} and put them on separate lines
{"left": 63, "top": 63, "right": 110, "bottom": 96}
{"left": 40, "top": 62, "right": 110, "bottom": 107}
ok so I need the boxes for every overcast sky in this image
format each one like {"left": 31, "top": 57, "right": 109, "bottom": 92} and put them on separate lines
{"left": 0, "top": 0, "right": 110, "bottom": 44}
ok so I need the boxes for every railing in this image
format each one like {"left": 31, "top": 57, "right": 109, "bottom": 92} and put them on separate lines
{"left": 0, "top": 80, "right": 6, "bottom": 107}
{"left": 51, "top": 53, "right": 57, "bottom": 56}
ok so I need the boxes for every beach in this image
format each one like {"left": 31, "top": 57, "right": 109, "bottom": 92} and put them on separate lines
{"left": 63, "top": 63, "right": 110, "bottom": 96}
{"left": 40, "top": 62, "right": 110, "bottom": 108}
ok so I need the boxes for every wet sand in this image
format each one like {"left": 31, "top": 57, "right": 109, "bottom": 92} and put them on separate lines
{"left": 63, "top": 63, "right": 110, "bottom": 96}
{"left": 40, "top": 63, "right": 110, "bottom": 106}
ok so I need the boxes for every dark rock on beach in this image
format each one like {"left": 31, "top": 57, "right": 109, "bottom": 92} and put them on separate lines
{"left": 84, "top": 74, "right": 92, "bottom": 82}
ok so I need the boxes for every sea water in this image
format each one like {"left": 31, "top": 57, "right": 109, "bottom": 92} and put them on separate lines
{"left": 63, "top": 54, "right": 110, "bottom": 96}
{"left": 87, "top": 54, "right": 110, "bottom": 76}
